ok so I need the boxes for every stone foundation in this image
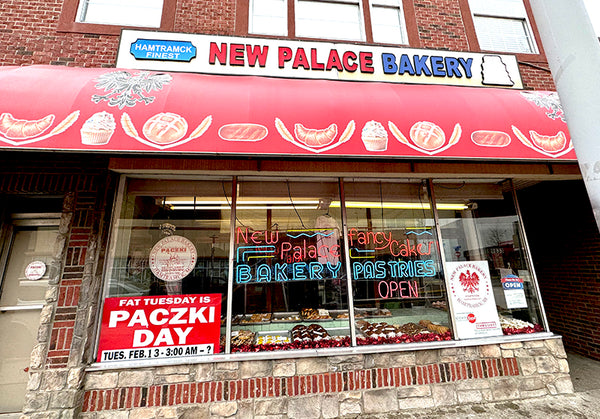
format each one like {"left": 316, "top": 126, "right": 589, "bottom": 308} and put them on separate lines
{"left": 77, "top": 338, "right": 572, "bottom": 418}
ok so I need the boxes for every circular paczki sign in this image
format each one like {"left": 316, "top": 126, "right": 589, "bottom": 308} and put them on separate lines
{"left": 25, "top": 261, "right": 46, "bottom": 281}
{"left": 149, "top": 235, "right": 197, "bottom": 282}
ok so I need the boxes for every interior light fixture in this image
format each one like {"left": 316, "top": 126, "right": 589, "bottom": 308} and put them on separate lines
{"left": 163, "top": 198, "right": 321, "bottom": 206}
{"left": 163, "top": 198, "right": 468, "bottom": 211}
{"left": 329, "top": 201, "right": 468, "bottom": 210}
{"left": 169, "top": 205, "right": 318, "bottom": 210}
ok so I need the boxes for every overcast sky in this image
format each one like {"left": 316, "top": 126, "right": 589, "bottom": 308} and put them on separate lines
{"left": 584, "top": 0, "right": 600, "bottom": 35}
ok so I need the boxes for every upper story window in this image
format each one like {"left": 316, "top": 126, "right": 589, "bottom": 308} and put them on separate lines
{"left": 370, "top": 0, "right": 409, "bottom": 44}
{"left": 296, "top": 0, "right": 364, "bottom": 41}
{"left": 468, "top": 0, "right": 538, "bottom": 54}
{"left": 248, "top": 0, "right": 409, "bottom": 45}
{"left": 58, "top": 0, "right": 175, "bottom": 35}
{"left": 249, "top": 0, "right": 288, "bottom": 36}
{"left": 76, "top": 0, "right": 164, "bottom": 27}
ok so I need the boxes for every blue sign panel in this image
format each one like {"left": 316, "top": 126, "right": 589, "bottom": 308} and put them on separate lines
{"left": 130, "top": 39, "right": 196, "bottom": 62}
{"left": 501, "top": 275, "right": 524, "bottom": 290}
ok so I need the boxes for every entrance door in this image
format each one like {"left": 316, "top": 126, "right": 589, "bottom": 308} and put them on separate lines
{"left": 0, "top": 215, "right": 60, "bottom": 414}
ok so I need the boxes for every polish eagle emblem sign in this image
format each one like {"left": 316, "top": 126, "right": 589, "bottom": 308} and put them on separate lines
{"left": 459, "top": 269, "right": 480, "bottom": 294}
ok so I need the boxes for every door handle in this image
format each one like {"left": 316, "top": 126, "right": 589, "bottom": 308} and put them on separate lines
{"left": 0, "top": 304, "right": 44, "bottom": 312}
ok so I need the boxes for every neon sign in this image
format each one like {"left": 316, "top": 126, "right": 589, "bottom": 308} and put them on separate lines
{"left": 234, "top": 226, "right": 439, "bottom": 293}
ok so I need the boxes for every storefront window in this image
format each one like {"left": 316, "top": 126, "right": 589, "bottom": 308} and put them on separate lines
{"left": 97, "top": 179, "right": 231, "bottom": 362}
{"left": 231, "top": 178, "right": 350, "bottom": 351}
{"left": 433, "top": 181, "right": 544, "bottom": 337}
{"left": 343, "top": 180, "right": 452, "bottom": 345}
{"left": 96, "top": 176, "right": 548, "bottom": 365}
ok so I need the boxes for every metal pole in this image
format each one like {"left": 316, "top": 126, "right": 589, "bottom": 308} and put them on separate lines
{"left": 427, "top": 179, "right": 459, "bottom": 339}
{"left": 530, "top": 0, "right": 600, "bottom": 231}
{"left": 339, "top": 178, "right": 357, "bottom": 347}
{"left": 225, "top": 176, "right": 237, "bottom": 354}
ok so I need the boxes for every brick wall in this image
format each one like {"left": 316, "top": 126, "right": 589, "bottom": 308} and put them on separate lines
{"left": 518, "top": 181, "right": 600, "bottom": 361}
{"left": 79, "top": 339, "right": 572, "bottom": 417}
{"left": 176, "top": 0, "right": 236, "bottom": 35}
{"left": 413, "top": 0, "right": 470, "bottom": 51}
{"left": 0, "top": 0, "right": 236, "bottom": 67}
{"left": 0, "top": 0, "right": 556, "bottom": 90}
{"left": 519, "top": 63, "right": 556, "bottom": 91}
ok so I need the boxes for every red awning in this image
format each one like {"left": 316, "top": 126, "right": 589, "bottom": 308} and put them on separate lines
{"left": 0, "top": 65, "right": 574, "bottom": 160}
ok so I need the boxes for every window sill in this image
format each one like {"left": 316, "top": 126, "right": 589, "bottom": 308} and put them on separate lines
{"left": 57, "top": 21, "right": 160, "bottom": 36}
{"left": 57, "top": 0, "right": 176, "bottom": 36}
{"left": 86, "top": 331, "right": 557, "bottom": 371}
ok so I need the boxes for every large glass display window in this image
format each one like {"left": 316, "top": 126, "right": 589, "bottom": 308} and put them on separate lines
{"left": 343, "top": 180, "right": 452, "bottom": 345}
{"left": 97, "top": 178, "right": 232, "bottom": 362}
{"left": 95, "top": 175, "right": 548, "bottom": 366}
{"left": 105, "top": 179, "right": 232, "bottom": 297}
{"left": 433, "top": 180, "right": 545, "bottom": 338}
{"left": 231, "top": 178, "right": 350, "bottom": 351}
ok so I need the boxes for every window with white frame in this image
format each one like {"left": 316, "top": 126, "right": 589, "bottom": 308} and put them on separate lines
{"left": 295, "top": 0, "right": 364, "bottom": 41}
{"left": 249, "top": 0, "right": 288, "bottom": 36}
{"left": 370, "top": 0, "right": 408, "bottom": 44}
{"left": 248, "top": 0, "right": 408, "bottom": 44}
{"left": 468, "top": 0, "right": 537, "bottom": 54}
{"left": 76, "top": 0, "right": 164, "bottom": 27}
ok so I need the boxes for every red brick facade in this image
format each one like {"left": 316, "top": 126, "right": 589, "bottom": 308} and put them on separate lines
{"left": 413, "top": 0, "right": 470, "bottom": 51}
{"left": 518, "top": 181, "right": 600, "bottom": 361}
{"left": 0, "top": 0, "right": 593, "bottom": 417}
{"left": 1, "top": 0, "right": 554, "bottom": 89}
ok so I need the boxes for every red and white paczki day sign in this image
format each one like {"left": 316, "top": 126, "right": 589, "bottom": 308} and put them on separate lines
{"left": 446, "top": 261, "right": 503, "bottom": 339}
{"left": 97, "top": 294, "right": 221, "bottom": 363}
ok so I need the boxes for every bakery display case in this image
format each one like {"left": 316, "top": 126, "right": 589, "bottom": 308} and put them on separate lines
{"left": 226, "top": 304, "right": 453, "bottom": 351}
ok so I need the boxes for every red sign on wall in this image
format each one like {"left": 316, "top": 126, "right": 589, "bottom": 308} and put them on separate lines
{"left": 97, "top": 294, "right": 221, "bottom": 363}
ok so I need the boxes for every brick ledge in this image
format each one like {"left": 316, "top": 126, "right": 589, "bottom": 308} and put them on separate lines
{"left": 82, "top": 358, "right": 519, "bottom": 412}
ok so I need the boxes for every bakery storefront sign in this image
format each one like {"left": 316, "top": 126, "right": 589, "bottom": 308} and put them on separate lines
{"left": 446, "top": 261, "right": 503, "bottom": 339}
{"left": 235, "top": 224, "right": 342, "bottom": 284}
{"left": 97, "top": 294, "right": 221, "bottom": 363}
{"left": 117, "top": 30, "right": 522, "bottom": 89}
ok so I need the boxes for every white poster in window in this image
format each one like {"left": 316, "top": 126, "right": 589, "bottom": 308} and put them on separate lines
{"left": 446, "top": 261, "right": 503, "bottom": 339}
{"left": 25, "top": 260, "right": 46, "bottom": 280}
{"left": 501, "top": 275, "right": 527, "bottom": 309}
{"left": 149, "top": 235, "right": 197, "bottom": 282}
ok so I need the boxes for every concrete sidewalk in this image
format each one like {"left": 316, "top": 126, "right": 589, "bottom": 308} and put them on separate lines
{"left": 363, "top": 352, "right": 600, "bottom": 418}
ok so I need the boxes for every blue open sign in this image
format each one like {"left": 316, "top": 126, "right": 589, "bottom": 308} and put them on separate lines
{"left": 501, "top": 275, "right": 524, "bottom": 290}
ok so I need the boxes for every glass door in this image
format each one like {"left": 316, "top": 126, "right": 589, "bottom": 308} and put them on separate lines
{"left": 0, "top": 215, "right": 60, "bottom": 414}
